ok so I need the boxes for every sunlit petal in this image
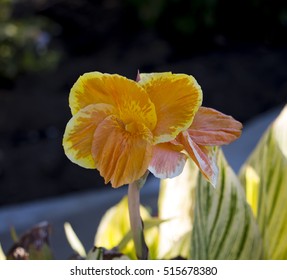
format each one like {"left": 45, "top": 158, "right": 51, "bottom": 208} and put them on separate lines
{"left": 148, "top": 143, "right": 187, "bottom": 179}
{"left": 139, "top": 72, "right": 202, "bottom": 143}
{"left": 63, "top": 70, "right": 243, "bottom": 189}
{"left": 69, "top": 72, "right": 157, "bottom": 131}
{"left": 92, "top": 116, "right": 153, "bottom": 187}
{"left": 69, "top": 72, "right": 114, "bottom": 115}
{"left": 189, "top": 107, "right": 242, "bottom": 145}
{"left": 177, "top": 131, "right": 218, "bottom": 186}
{"left": 63, "top": 104, "right": 116, "bottom": 169}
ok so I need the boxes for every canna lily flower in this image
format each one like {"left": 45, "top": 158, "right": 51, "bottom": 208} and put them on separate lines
{"left": 63, "top": 71, "right": 242, "bottom": 188}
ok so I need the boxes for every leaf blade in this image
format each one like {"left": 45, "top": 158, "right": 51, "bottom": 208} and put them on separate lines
{"left": 64, "top": 222, "right": 86, "bottom": 258}
{"left": 192, "top": 150, "right": 263, "bottom": 260}
{"left": 240, "top": 105, "right": 287, "bottom": 259}
{"left": 94, "top": 196, "right": 161, "bottom": 259}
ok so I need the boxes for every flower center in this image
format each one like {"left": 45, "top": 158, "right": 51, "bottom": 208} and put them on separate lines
{"left": 125, "top": 122, "right": 138, "bottom": 134}
{"left": 114, "top": 117, "right": 153, "bottom": 142}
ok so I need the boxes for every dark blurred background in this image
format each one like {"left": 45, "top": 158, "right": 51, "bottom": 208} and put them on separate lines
{"left": 1, "top": 0, "right": 287, "bottom": 206}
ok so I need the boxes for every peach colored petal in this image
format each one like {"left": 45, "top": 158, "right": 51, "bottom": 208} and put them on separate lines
{"left": 92, "top": 115, "right": 153, "bottom": 188}
{"left": 177, "top": 131, "right": 218, "bottom": 186}
{"left": 63, "top": 103, "right": 116, "bottom": 169}
{"left": 188, "top": 107, "right": 242, "bottom": 146}
{"left": 148, "top": 143, "right": 187, "bottom": 179}
{"left": 69, "top": 72, "right": 157, "bottom": 131}
{"left": 139, "top": 72, "right": 202, "bottom": 143}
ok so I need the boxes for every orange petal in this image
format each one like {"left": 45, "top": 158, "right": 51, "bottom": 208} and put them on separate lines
{"left": 63, "top": 104, "right": 116, "bottom": 169}
{"left": 92, "top": 115, "right": 153, "bottom": 188}
{"left": 177, "top": 131, "right": 218, "bottom": 186}
{"left": 148, "top": 142, "right": 187, "bottom": 179}
{"left": 188, "top": 107, "right": 242, "bottom": 145}
{"left": 139, "top": 72, "right": 202, "bottom": 143}
{"left": 69, "top": 72, "right": 157, "bottom": 131}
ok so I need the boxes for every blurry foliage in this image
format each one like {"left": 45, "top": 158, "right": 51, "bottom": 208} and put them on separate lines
{"left": 0, "top": 0, "right": 61, "bottom": 85}
{"left": 125, "top": 0, "right": 287, "bottom": 52}
{"left": 2, "top": 0, "right": 285, "bottom": 78}
{"left": 126, "top": 0, "right": 217, "bottom": 32}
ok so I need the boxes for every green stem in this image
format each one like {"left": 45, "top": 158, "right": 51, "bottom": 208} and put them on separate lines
{"left": 127, "top": 171, "right": 149, "bottom": 260}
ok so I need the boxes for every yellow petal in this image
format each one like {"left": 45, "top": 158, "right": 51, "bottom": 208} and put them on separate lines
{"left": 69, "top": 72, "right": 114, "bottom": 115}
{"left": 189, "top": 107, "right": 242, "bottom": 145}
{"left": 92, "top": 115, "right": 153, "bottom": 187}
{"left": 63, "top": 103, "right": 116, "bottom": 168}
{"left": 148, "top": 143, "right": 187, "bottom": 179}
{"left": 139, "top": 72, "right": 202, "bottom": 143}
{"left": 69, "top": 72, "right": 157, "bottom": 131}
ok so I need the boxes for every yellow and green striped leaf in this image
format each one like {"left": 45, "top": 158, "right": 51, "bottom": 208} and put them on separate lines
{"left": 94, "top": 196, "right": 161, "bottom": 259}
{"left": 240, "top": 105, "right": 287, "bottom": 259}
{"left": 191, "top": 150, "right": 263, "bottom": 259}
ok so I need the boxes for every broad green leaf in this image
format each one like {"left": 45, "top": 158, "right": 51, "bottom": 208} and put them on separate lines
{"left": 0, "top": 243, "right": 6, "bottom": 260}
{"left": 94, "top": 196, "right": 160, "bottom": 259}
{"left": 240, "top": 105, "right": 287, "bottom": 259}
{"left": 192, "top": 150, "right": 263, "bottom": 259}
{"left": 158, "top": 158, "right": 198, "bottom": 259}
{"left": 64, "top": 222, "right": 86, "bottom": 258}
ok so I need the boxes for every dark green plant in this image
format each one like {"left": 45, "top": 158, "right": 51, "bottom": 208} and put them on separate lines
{"left": 0, "top": 0, "right": 61, "bottom": 83}
{"left": 125, "top": 0, "right": 287, "bottom": 51}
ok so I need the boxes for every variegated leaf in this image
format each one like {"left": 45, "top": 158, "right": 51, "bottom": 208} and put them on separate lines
{"left": 192, "top": 150, "right": 263, "bottom": 259}
{"left": 240, "top": 105, "right": 287, "bottom": 259}
{"left": 94, "top": 196, "right": 160, "bottom": 259}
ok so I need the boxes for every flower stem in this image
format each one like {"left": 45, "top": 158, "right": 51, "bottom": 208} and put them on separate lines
{"left": 127, "top": 171, "right": 149, "bottom": 260}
